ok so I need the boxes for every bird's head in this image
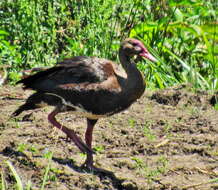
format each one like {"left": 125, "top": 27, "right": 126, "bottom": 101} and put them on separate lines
{"left": 121, "top": 38, "right": 157, "bottom": 62}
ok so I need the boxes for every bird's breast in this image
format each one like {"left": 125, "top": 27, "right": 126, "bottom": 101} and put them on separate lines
{"left": 71, "top": 110, "right": 106, "bottom": 120}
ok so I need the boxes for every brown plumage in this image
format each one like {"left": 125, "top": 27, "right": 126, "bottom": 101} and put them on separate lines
{"left": 12, "top": 38, "right": 156, "bottom": 171}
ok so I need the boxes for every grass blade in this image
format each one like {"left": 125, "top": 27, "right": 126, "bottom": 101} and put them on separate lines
{"left": 1, "top": 171, "right": 6, "bottom": 190}
{"left": 26, "top": 180, "right": 32, "bottom": 190}
{"left": 6, "top": 160, "right": 23, "bottom": 190}
{"left": 164, "top": 47, "right": 210, "bottom": 89}
{"left": 40, "top": 152, "right": 53, "bottom": 190}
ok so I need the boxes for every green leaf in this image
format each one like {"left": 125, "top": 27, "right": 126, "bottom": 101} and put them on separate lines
{"left": 6, "top": 161, "right": 23, "bottom": 190}
{"left": 174, "top": 9, "right": 184, "bottom": 22}
{"left": 0, "top": 30, "right": 9, "bottom": 36}
{"left": 1, "top": 172, "right": 5, "bottom": 190}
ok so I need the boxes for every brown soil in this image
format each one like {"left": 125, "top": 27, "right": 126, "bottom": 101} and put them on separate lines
{"left": 0, "top": 84, "right": 218, "bottom": 190}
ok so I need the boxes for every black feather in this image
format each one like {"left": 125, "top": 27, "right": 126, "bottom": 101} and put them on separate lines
{"left": 17, "top": 67, "right": 61, "bottom": 89}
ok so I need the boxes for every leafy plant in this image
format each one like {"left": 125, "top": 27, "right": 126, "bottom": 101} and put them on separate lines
{"left": 143, "top": 121, "right": 156, "bottom": 141}
{"left": 0, "top": 0, "right": 216, "bottom": 89}
{"left": 93, "top": 145, "right": 105, "bottom": 153}
{"left": 16, "top": 143, "right": 27, "bottom": 153}
{"left": 130, "top": 0, "right": 217, "bottom": 90}
{"left": 128, "top": 118, "right": 136, "bottom": 128}
{"left": 41, "top": 151, "right": 53, "bottom": 190}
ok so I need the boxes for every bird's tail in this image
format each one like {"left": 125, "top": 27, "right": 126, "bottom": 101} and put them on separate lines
{"left": 11, "top": 92, "right": 61, "bottom": 118}
{"left": 11, "top": 92, "right": 45, "bottom": 118}
{"left": 11, "top": 103, "right": 35, "bottom": 117}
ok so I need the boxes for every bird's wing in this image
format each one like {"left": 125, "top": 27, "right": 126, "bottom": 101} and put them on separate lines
{"left": 17, "top": 56, "right": 120, "bottom": 93}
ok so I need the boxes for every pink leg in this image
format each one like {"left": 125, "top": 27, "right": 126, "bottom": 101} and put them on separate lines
{"left": 83, "top": 119, "right": 111, "bottom": 172}
{"left": 48, "top": 109, "right": 93, "bottom": 154}
{"left": 83, "top": 119, "right": 97, "bottom": 167}
{"left": 85, "top": 119, "right": 97, "bottom": 147}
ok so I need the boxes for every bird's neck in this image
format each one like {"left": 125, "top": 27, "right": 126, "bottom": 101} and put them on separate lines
{"left": 119, "top": 49, "right": 145, "bottom": 100}
{"left": 118, "top": 49, "right": 137, "bottom": 77}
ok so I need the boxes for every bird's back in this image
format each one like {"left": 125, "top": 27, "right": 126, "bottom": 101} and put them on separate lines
{"left": 18, "top": 56, "right": 111, "bottom": 90}
{"left": 16, "top": 56, "right": 130, "bottom": 117}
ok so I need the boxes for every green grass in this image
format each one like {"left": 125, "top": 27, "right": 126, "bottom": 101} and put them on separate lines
{"left": 1, "top": 151, "right": 54, "bottom": 190}
{"left": 0, "top": 0, "right": 217, "bottom": 90}
{"left": 93, "top": 145, "right": 105, "bottom": 153}
{"left": 41, "top": 151, "right": 53, "bottom": 190}
{"left": 5, "top": 161, "right": 24, "bottom": 190}
{"left": 0, "top": 171, "right": 6, "bottom": 190}
{"left": 128, "top": 118, "right": 136, "bottom": 128}
{"left": 143, "top": 121, "right": 156, "bottom": 141}
{"left": 214, "top": 103, "right": 218, "bottom": 111}
{"left": 131, "top": 156, "right": 169, "bottom": 184}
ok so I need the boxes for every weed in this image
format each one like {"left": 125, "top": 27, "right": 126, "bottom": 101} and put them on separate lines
{"left": 0, "top": 171, "right": 6, "bottom": 190}
{"left": 41, "top": 151, "right": 53, "bottom": 190}
{"left": 128, "top": 118, "right": 136, "bottom": 128}
{"left": 9, "top": 117, "right": 22, "bottom": 129}
{"left": 93, "top": 145, "right": 104, "bottom": 153}
{"left": 16, "top": 143, "right": 27, "bottom": 153}
{"left": 2, "top": 150, "right": 54, "bottom": 190}
{"left": 143, "top": 121, "right": 156, "bottom": 141}
{"left": 79, "top": 152, "right": 86, "bottom": 158}
{"left": 108, "top": 121, "right": 114, "bottom": 128}
{"left": 16, "top": 143, "right": 39, "bottom": 156}
{"left": 189, "top": 107, "right": 200, "bottom": 116}
{"left": 5, "top": 161, "right": 23, "bottom": 190}
{"left": 131, "top": 157, "right": 146, "bottom": 169}
{"left": 29, "top": 145, "right": 38, "bottom": 154}
{"left": 214, "top": 103, "right": 218, "bottom": 111}
{"left": 209, "top": 148, "right": 218, "bottom": 157}
{"left": 43, "top": 150, "right": 53, "bottom": 159}
{"left": 163, "top": 122, "right": 173, "bottom": 138}
{"left": 50, "top": 167, "right": 63, "bottom": 175}
{"left": 131, "top": 155, "right": 169, "bottom": 184}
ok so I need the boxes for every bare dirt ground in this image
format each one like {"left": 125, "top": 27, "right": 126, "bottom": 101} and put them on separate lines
{"left": 0, "top": 84, "right": 218, "bottom": 190}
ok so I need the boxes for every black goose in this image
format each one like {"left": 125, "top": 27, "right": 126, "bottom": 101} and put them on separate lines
{"left": 12, "top": 38, "right": 156, "bottom": 170}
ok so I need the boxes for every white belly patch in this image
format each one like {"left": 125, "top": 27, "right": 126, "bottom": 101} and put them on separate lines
{"left": 71, "top": 111, "right": 105, "bottom": 119}
{"left": 45, "top": 92, "right": 106, "bottom": 119}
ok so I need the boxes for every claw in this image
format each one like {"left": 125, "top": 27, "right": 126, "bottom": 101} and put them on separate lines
{"left": 81, "top": 162, "right": 112, "bottom": 174}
